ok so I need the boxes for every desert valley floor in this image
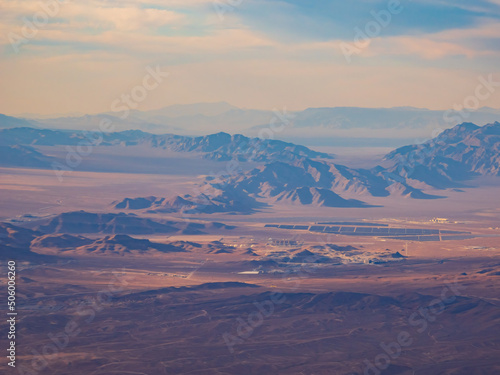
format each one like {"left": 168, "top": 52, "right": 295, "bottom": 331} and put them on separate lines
{"left": 1, "top": 135, "right": 500, "bottom": 375}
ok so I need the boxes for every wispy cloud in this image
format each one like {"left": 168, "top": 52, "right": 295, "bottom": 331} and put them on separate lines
{"left": 0, "top": 0, "right": 499, "bottom": 115}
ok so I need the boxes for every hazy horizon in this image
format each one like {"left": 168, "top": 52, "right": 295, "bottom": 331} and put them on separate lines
{"left": 6, "top": 102, "right": 500, "bottom": 120}
{"left": 2, "top": 1, "right": 500, "bottom": 116}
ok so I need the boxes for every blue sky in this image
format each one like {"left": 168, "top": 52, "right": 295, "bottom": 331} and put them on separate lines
{"left": 0, "top": 0, "right": 499, "bottom": 115}
{"left": 239, "top": 0, "right": 500, "bottom": 40}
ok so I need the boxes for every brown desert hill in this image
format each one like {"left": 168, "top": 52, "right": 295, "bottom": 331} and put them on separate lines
{"left": 297, "top": 291, "right": 401, "bottom": 312}
{"left": 75, "top": 234, "right": 188, "bottom": 255}
{"left": 244, "top": 248, "right": 259, "bottom": 256}
{"left": 0, "top": 223, "right": 53, "bottom": 261}
{"left": 274, "top": 186, "right": 369, "bottom": 207}
{"left": 117, "top": 281, "right": 261, "bottom": 300}
{"left": 204, "top": 240, "right": 236, "bottom": 254}
{"left": 178, "top": 222, "right": 235, "bottom": 235}
{"left": 326, "top": 244, "right": 358, "bottom": 252}
{"left": 153, "top": 196, "right": 195, "bottom": 212}
{"left": 112, "top": 196, "right": 158, "bottom": 209}
{"left": 76, "top": 286, "right": 500, "bottom": 352}
{"left": 112, "top": 195, "right": 203, "bottom": 213}
{"left": 31, "top": 211, "right": 179, "bottom": 234}
{"left": 10, "top": 277, "right": 500, "bottom": 375}
{"left": 167, "top": 240, "right": 203, "bottom": 251}
{"left": 29, "top": 233, "right": 251, "bottom": 257}
{"left": 30, "top": 234, "right": 188, "bottom": 255}
{"left": 166, "top": 190, "right": 266, "bottom": 214}
{"left": 112, "top": 189, "right": 266, "bottom": 214}
{"left": 280, "top": 249, "right": 337, "bottom": 264}
{"left": 0, "top": 222, "right": 41, "bottom": 244}
{"left": 159, "top": 287, "right": 499, "bottom": 338}
{"left": 162, "top": 239, "right": 237, "bottom": 254}
{"left": 22, "top": 211, "right": 235, "bottom": 235}
{"left": 162, "top": 240, "right": 237, "bottom": 254}
{"left": 30, "top": 233, "right": 94, "bottom": 249}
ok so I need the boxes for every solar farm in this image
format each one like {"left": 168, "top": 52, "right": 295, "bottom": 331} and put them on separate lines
{"left": 264, "top": 222, "right": 475, "bottom": 241}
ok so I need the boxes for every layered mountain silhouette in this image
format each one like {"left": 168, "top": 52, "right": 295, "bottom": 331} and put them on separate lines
{"left": 0, "top": 114, "right": 38, "bottom": 129}
{"left": 2, "top": 122, "right": 500, "bottom": 210}
{"left": 31, "top": 234, "right": 188, "bottom": 256}
{"left": 0, "top": 221, "right": 245, "bottom": 257}
{"left": 208, "top": 122, "right": 500, "bottom": 205}
{"left": 385, "top": 122, "right": 500, "bottom": 188}
{"left": 23, "top": 211, "right": 235, "bottom": 235}
{"left": 0, "top": 223, "right": 53, "bottom": 261}
{"left": 106, "top": 122, "right": 500, "bottom": 211}
{"left": 29, "top": 233, "right": 244, "bottom": 257}
{"left": 0, "top": 144, "right": 53, "bottom": 168}
{"left": 200, "top": 159, "right": 442, "bottom": 209}
{"left": 112, "top": 188, "right": 266, "bottom": 214}
{"left": 4, "top": 104, "right": 500, "bottom": 146}
{"left": 0, "top": 128, "right": 332, "bottom": 164}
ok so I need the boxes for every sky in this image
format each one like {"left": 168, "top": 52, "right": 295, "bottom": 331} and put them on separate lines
{"left": 0, "top": 0, "right": 499, "bottom": 116}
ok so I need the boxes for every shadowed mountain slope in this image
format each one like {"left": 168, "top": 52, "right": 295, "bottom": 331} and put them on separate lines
{"left": 20, "top": 211, "right": 235, "bottom": 235}
{"left": 0, "top": 128, "right": 333, "bottom": 164}
{"left": 385, "top": 122, "right": 500, "bottom": 188}
{"left": 31, "top": 234, "right": 188, "bottom": 255}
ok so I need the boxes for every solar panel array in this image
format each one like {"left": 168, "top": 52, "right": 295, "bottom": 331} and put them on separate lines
{"left": 317, "top": 222, "right": 389, "bottom": 227}
{"left": 263, "top": 223, "right": 472, "bottom": 242}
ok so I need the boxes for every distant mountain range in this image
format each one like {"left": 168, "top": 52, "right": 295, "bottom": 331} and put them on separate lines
{"left": 168, "top": 121, "right": 499, "bottom": 211}
{"left": 1, "top": 121, "right": 499, "bottom": 211}
{"left": 0, "top": 128, "right": 331, "bottom": 165}
{"left": 385, "top": 122, "right": 500, "bottom": 188}
{"left": 0, "top": 114, "right": 39, "bottom": 129}
{"left": 4, "top": 103, "right": 500, "bottom": 147}
{"left": 2, "top": 221, "right": 243, "bottom": 257}
{"left": 112, "top": 190, "right": 267, "bottom": 215}
{"left": 192, "top": 157, "right": 443, "bottom": 212}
